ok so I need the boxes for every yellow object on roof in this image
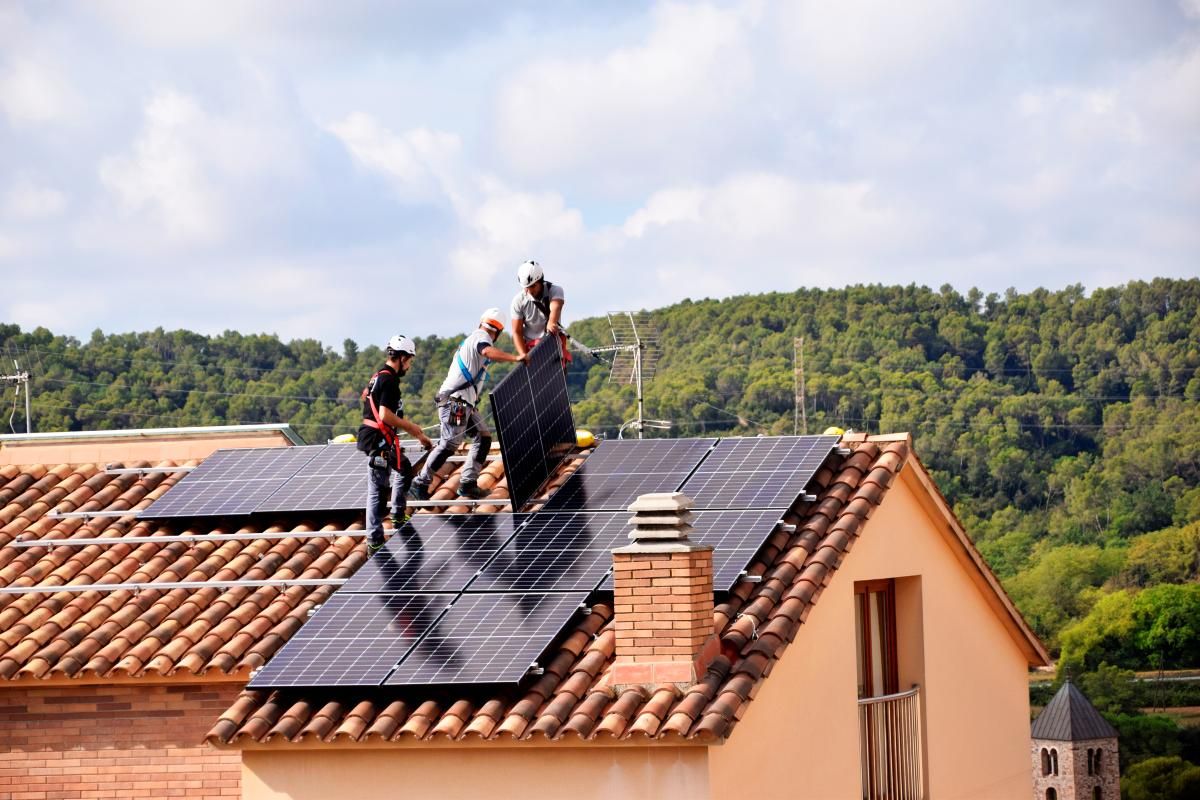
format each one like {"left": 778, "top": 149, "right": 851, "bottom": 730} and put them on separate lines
{"left": 823, "top": 426, "right": 845, "bottom": 436}
{"left": 576, "top": 429, "right": 596, "bottom": 448}
{"left": 332, "top": 433, "right": 356, "bottom": 444}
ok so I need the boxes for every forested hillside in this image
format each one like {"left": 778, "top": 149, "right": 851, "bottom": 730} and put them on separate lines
{"left": 3, "top": 279, "right": 1199, "bottom": 666}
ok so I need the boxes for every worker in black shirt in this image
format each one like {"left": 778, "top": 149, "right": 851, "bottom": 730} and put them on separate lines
{"left": 357, "top": 335, "right": 433, "bottom": 555}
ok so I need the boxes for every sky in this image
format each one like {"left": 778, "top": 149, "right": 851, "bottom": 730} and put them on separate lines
{"left": 0, "top": 1, "right": 1197, "bottom": 347}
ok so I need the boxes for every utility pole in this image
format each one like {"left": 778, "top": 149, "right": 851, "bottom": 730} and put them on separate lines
{"left": 1, "top": 362, "right": 32, "bottom": 434}
{"left": 793, "top": 337, "right": 807, "bottom": 436}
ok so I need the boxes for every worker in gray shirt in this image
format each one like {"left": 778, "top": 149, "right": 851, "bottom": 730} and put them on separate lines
{"left": 511, "top": 260, "right": 571, "bottom": 366}
{"left": 409, "top": 308, "right": 526, "bottom": 500}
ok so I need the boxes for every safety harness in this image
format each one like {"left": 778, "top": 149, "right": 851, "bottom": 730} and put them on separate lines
{"left": 361, "top": 367, "right": 401, "bottom": 468}
{"left": 441, "top": 339, "right": 491, "bottom": 406}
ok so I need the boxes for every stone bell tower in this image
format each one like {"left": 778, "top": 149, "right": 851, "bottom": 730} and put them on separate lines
{"left": 1030, "top": 680, "right": 1119, "bottom": 800}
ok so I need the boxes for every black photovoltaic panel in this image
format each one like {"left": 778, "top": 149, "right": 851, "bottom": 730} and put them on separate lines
{"left": 596, "top": 508, "right": 787, "bottom": 592}
{"left": 342, "top": 514, "right": 530, "bottom": 593}
{"left": 470, "top": 511, "right": 629, "bottom": 591}
{"left": 255, "top": 443, "right": 367, "bottom": 512}
{"left": 248, "top": 592, "right": 454, "bottom": 688}
{"left": 385, "top": 592, "right": 589, "bottom": 686}
{"left": 677, "top": 435, "right": 840, "bottom": 510}
{"left": 543, "top": 438, "right": 716, "bottom": 511}
{"left": 142, "top": 445, "right": 325, "bottom": 518}
{"left": 490, "top": 338, "right": 576, "bottom": 511}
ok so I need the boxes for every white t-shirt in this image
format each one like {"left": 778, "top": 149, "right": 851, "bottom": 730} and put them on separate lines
{"left": 438, "top": 328, "right": 494, "bottom": 406}
{"left": 510, "top": 282, "right": 565, "bottom": 341}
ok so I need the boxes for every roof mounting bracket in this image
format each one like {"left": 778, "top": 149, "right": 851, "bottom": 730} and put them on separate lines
{"left": 526, "top": 664, "right": 545, "bottom": 676}
{"left": 799, "top": 493, "right": 818, "bottom": 503}
{"left": 738, "top": 573, "right": 763, "bottom": 584}
{"left": 836, "top": 447, "right": 852, "bottom": 456}
{"left": 777, "top": 523, "right": 797, "bottom": 533}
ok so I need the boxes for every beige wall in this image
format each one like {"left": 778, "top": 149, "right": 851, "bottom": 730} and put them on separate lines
{"left": 0, "top": 431, "right": 296, "bottom": 466}
{"left": 242, "top": 745, "right": 709, "bottom": 800}
{"left": 709, "top": 469, "right": 1034, "bottom": 799}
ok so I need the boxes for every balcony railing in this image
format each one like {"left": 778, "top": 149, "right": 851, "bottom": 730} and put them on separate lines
{"left": 858, "top": 684, "right": 925, "bottom": 799}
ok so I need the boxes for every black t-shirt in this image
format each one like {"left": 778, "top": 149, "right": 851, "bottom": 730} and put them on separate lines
{"left": 356, "top": 364, "right": 403, "bottom": 453}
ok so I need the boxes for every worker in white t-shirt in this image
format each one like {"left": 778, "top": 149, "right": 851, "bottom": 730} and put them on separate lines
{"left": 510, "top": 260, "right": 571, "bottom": 366}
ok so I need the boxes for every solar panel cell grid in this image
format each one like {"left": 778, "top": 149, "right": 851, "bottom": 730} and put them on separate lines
{"left": 385, "top": 592, "right": 588, "bottom": 685}
{"left": 341, "top": 514, "right": 529, "bottom": 593}
{"left": 542, "top": 438, "right": 717, "bottom": 511}
{"left": 256, "top": 444, "right": 367, "bottom": 512}
{"left": 248, "top": 593, "right": 454, "bottom": 687}
{"left": 470, "top": 511, "right": 630, "bottom": 591}
{"left": 677, "top": 435, "right": 839, "bottom": 511}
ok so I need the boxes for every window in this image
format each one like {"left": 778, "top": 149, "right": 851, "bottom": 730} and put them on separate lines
{"left": 1093, "top": 787, "right": 1102, "bottom": 800}
{"left": 1051, "top": 748, "right": 1059, "bottom": 776}
{"left": 1087, "top": 748, "right": 1094, "bottom": 775}
{"left": 1094, "top": 748, "right": 1101, "bottom": 772}
{"left": 1041, "top": 748, "right": 1051, "bottom": 776}
{"left": 855, "top": 580, "right": 898, "bottom": 698}
{"left": 1046, "top": 789, "right": 1057, "bottom": 800}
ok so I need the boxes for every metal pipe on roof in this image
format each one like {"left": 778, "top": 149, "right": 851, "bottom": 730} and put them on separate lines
{"left": 0, "top": 578, "right": 346, "bottom": 595}
{"left": 46, "top": 510, "right": 143, "bottom": 519}
{"left": 104, "top": 466, "right": 196, "bottom": 475}
{"left": 405, "top": 498, "right": 548, "bottom": 508}
{"left": 0, "top": 422, "right": 306, "bottom": 446}
{"left": 9, "top": 530, "right": 371, "bottom": 547}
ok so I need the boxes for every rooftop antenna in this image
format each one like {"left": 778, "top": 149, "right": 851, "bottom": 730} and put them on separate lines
{"left": 590, "top": 312, "right": 669, "bottom": 439}
{"left": 1, "top": 360, "right": 31, "bottom": 434}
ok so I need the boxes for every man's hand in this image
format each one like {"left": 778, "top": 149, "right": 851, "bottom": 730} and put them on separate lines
{"left": 416, "top": 433, "right": 433, "bottom": 450}
{"left": 546, "top": 321, "right": 561, "bottom": 335}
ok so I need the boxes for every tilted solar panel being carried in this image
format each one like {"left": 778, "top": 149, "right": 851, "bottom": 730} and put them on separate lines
{"left": 255, "top": 443, "right": 368, "bottom": 513}
{"left": 676, "top": 434, "right": 841, "bottom": 510}
{"left": 469, "top": 510, "right": 629, "bottom": 591}
{"left": 595, "top": 508, "right": 789, "bottom": 592}
{"left": 385, "top": 591, "right": 589, "bottom": 686}
{"left": 142, "top": 445, "right": 325, "bottom": 518}
{"left": 342, "top": 514, "right": 529, "bottom": 593}
{"left": 542, "top": 438, "right": 716, "bottom": 511}
{"left": 490, "top": 337, "right": 576, "bottom": 511}
{"left": 248, "top": 592, "right": 454, "bottom": 688}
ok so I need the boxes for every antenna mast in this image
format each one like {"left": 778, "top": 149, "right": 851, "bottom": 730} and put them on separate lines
{"left": 590, "top": 311, "right": 668, "bottom": 439}
{"left": 2, "top": 361, "right": 32, "bottom": 434}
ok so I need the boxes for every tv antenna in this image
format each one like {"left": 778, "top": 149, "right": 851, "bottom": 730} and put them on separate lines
{"left": 589, "top": 311, "right": 669, "bottom": 439}
{"left": 2, "top": 360, "right": 31, "bottom": 434}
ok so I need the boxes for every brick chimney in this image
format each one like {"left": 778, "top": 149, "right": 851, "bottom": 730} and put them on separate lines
{"left": 610, "top": 492, "right": 719, "bottom": 691}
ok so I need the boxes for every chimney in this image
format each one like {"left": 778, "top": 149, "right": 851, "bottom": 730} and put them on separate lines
{"left": 610, "top": 492, "right": 719, "bottom": 691}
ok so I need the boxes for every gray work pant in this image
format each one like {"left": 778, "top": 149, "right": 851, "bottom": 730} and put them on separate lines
{"left": 365, "top": 455, "right": 410, "bottom": 545}
{"left": 414, "top": 401, "right": 491, "bottom": 488}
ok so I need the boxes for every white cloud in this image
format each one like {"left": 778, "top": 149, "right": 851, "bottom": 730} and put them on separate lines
{"left": 496, "top": 2, "right": 757, "bottom": 183}
{"left": 0, "top": 58, "right": 75, "bottom": 126}
{"left": 326, "top": 112, "right": 463, "bottom": 205}
{"left": 3, "top": 178, "right": 67, "bottom": 220}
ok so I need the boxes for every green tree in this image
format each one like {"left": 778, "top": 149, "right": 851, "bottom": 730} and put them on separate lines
{"left": 1122, "top": 756, "right": 1200, "bottom": 800}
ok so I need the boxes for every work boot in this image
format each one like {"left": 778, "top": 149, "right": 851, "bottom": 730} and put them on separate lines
{"left": 389, "top": 508, "right": 412, "bottom": 527}
{"left": 456, "top": 480, "right": 487, "bottom": 500}
{"left": 407, "top": 482, "right": 430, "bottom": 502}
{"left": 366, "top": 537, "right": 385, "bottom": 557}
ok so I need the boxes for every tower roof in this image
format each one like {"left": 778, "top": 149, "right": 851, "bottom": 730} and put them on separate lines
{"left": 1031, "top": 681, "right": 1119, "bottom": 741}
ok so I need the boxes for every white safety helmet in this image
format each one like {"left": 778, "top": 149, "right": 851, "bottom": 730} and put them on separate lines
{"left": 480, "top": 308, "right": 505, "bottom": 334}
{"left": 517, "top": 260, "right": 544, "bottom": 288}
{"left": 386, "top": 335, "right": 416, "bottom": 358}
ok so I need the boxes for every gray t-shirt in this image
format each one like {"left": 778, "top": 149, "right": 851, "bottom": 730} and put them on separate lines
{"left": 438, "top": 328, "right": 493, "bottom": 406}
{"left": 510, "top": 282, "right": 565, "bottom": 341}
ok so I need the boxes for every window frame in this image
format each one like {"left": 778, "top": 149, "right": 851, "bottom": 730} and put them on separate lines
{"left": 855, "top": 579, "right": 899, "bottom": 698}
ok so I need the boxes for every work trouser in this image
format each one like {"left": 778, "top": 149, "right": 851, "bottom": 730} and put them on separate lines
{"left": 413, "top": 400, "right": 491, "bottom": 488}
{"left": 365, "top": 452, "right": 412, "bottom": 546}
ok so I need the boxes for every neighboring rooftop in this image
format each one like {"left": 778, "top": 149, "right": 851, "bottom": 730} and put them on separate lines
{"left": 1031, "top": 680, "right": 1120, "bottom": 742}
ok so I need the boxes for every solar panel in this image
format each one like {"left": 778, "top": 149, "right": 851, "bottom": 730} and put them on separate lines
{"left": 543, "top": 438, "right": 716, "bottom": 511}
{"left": 255, "top": 443, "right": 366, "bottom": 512}
{"left": 142, "top": 445, "right": 325, "bottom": 518}
{"left": 596, "top": 508, "right": 787, "bottom": 592}
{"left": 469, "top": 511, "right": 629, "bottom": 591}
{"left": 385, "top": 592, "right": 589, "bottom": 685}
{"left": 341, "top": 514, "right": 529, "bottom": 593}
{"left": 677, "top": 435, "right": 840, "bottom": 510}
{"left": 248, "top": 592, "right": 454, "bottom": 687}
{"left": 490, "top": 338, "right": 576, "bottom": 511}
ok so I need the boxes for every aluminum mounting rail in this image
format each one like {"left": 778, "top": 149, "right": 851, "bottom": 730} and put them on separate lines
{"left": 47, "top": 510, "right": 143, "bottom": 520}
{"left": 9, "top": 530, "right": 370, "bottom": 548}
{"left": 0, "top": 578, "right": 346, "bottom": 595}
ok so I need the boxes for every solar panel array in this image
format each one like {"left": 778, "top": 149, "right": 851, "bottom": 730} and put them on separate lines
{"left": 676, "top": 435, "right": 841, "bottom": 510}
{"left": 490, "top": 338, "right": 576, "bottom": 511}
{"left": 543, "top": 437, "right": 716, "bottom": 511}
{"left": 141, "top": 445, "right": 327, "bottom": 518}
{"left": 248, "top": 434, "right": 842, "bottom": 689}
{"left": 144, "top": 441, "right": 436, "bottom": 518}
